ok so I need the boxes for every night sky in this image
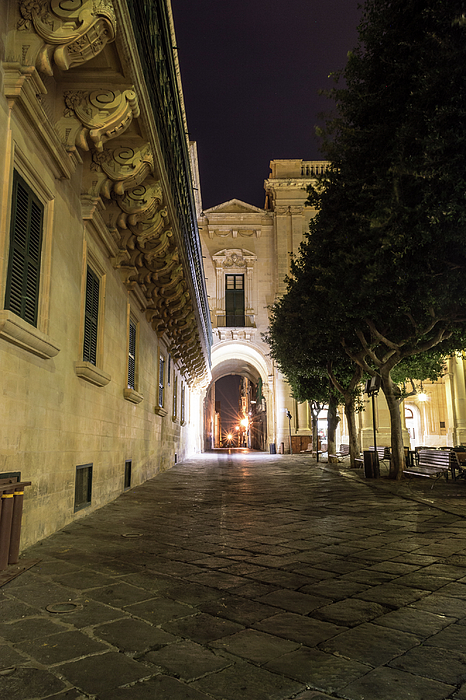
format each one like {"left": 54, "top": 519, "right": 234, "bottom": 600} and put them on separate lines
{"left": 171, "top": 0, "right": 362, "bottom": 210}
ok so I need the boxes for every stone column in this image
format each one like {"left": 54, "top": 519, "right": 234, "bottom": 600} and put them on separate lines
{"left": 444, "top": 361, "right": 456, "bottom": 446}
{"left": 297, "top": 401, "right": 310, "bottom": 434}
{"left": 452, "top": 354, "right": 466, "bottom": 445}
{"left": 290, "top": 205, "right": 304, "bottom": 257}
{"left": 246, "top": 265, "right": 254, "bottom": 315}
{"left": 274, "top": 206, "right": 290, "bottom": 296}
{"left": 215, "top": 265, "right": 224, "bottom": 314}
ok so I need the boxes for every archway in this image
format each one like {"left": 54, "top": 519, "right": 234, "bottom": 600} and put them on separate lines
{"left": 203, "top": 343, "right": 272, "bottom": 451}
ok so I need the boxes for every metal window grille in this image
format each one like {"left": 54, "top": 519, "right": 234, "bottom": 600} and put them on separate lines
{"left": 83, "top": 267, "right": 99, "bottom": 364}
{"left": 5, "top": 172, "right": 43, "bottom": 327}
{"left": 128, "top": 320, "right": 136, "bottom": 389}
{"left": 167, "top": 354, "right": 171, "bottom": 385}
{"left": 74, "top": 464, "right": 93, "bottom": 511}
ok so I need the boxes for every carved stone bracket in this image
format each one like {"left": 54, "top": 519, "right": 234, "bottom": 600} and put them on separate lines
{"left": 18, "top": 0, "right": 117, "bottom": 76}
{"left": 90, "top": 144, "right": 154, "bottom": 199}
{"left": 60, "top": 88, "right": 139, "bottom": 152}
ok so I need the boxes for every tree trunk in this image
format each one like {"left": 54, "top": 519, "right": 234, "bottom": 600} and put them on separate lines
{"left": 381, "top": 371, "right": 405, "bottom": 480}
{"left": 344, "top": 396, "right": 360, "bottom": 468}
{"left": 327, "top": 394, "right": 340, "bottom": 464}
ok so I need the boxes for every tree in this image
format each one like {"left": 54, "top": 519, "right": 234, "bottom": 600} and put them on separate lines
{"left": 278, "top": 365, "right": 340, "bottom": 463}
{"left": 265, "top": 281, "right": 364, "bottom": 467}
{"left": 297, "top": 0, "right": 466, "bottom": 478}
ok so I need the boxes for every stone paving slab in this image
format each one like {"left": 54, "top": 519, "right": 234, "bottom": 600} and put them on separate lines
{"left": 0, "top": 667, "right": 66, "bottom": 700}
{"left": 191, "top": 660, "right": 305, "bottom": 700}
{"left": 145, "top": 640, "right": 231, "bottom": 680}
{"left": 320, "top": 621, "right": 421, "bottom": 666}
{"left": 340, "top": 666, "right": 456, "bottom": 700}
{"left": 93, "top": 617, "right": 177, "bottom": 652}
{"left": 389, "top": 644, "right": 466, "bottom": 685}
{"left": 264, "top": 644, "right": 371, "bottom": 692}
{"left": 15, "top": 629, "right": 108, "bottom": 665}
{"left": 2, "top": 451, "right": 466, "bottom": 700}
{"left": 55, "top": 651, "right": 151, "bottom": 695}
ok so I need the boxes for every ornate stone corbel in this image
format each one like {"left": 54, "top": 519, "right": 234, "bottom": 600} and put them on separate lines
{"left": 90, "top": 144, "right": 154, "bottom": 199}
{"left": 60, "top": 88, "right": 139, "bottom": 152}
{"left": 18, "top": 0, "right": 117, "bottom": 76}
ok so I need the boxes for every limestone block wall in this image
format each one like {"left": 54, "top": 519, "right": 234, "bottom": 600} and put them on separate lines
{"left": 0, "top": 0, "right": 207, "bottom": 551}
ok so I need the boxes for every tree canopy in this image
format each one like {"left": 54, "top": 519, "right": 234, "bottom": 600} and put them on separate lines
{"left": 266, "top": 0, "right": 466, "bottom": 478}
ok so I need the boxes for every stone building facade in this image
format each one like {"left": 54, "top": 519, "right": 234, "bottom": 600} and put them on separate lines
{"left": 199, "top": 159, "right": 328, "bottom": 452}
{"left": 198, "top": 158, "right": 466, "bottom": 455}
{"left": 0, "top": 0, "right": 211, "bottom": 550}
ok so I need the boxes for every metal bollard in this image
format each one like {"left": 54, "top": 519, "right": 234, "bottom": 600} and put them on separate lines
{"left": 0, "top": 479, "right": 32, "bottom": 570}
{"left": 9, "top": 488, "right": 26, "bottom": 565}
{"left": 0, "top": 487, "right": 15, "bottom": 571}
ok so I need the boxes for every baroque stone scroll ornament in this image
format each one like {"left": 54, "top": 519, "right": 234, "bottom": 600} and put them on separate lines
{"left": 18, "top": 0, "right": 116, "bottom": 75}
{"left": 91, "top": 145, "right": 154, "bottom": 199}
{"left": 62, "top": 89, "right": 139, "bottom": 152}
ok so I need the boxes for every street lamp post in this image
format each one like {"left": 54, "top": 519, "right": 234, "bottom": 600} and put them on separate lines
{"left": 365, "top": 376, "right": 381, "bottom": 472}
{"left": 286, "top": 410, "right": 292, "bottom": 454}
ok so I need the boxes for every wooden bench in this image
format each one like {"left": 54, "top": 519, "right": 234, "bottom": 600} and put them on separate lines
{"left": 403, "top": 449, "right": 465, "bottom": 480}
{"left": 328, "top": 444, "right": 350, "bottom": 461}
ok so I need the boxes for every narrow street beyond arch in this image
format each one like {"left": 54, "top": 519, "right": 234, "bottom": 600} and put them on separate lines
{"left": 2, "top": 452, "right": 466, "bottom": 700}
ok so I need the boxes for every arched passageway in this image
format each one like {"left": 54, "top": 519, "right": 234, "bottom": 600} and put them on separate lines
{"left": 203, "top": 344, "right": 272, "bottom": 452}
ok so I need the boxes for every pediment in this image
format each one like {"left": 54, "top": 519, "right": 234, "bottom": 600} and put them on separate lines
{"left": 204, "top": 199, "right": 265, "bottom": 215}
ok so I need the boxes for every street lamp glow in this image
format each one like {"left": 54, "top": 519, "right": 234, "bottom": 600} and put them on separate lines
{"left": 240, "top": 417, "right": 249, "bottom": 428}
{"left": 418, "top": 392, "right": 428, "bottom": 402}
{"left": 227, "top": 433, "right": 233, "bottom": 441}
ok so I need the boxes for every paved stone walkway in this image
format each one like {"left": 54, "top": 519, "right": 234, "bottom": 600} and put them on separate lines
{"left": 1, "top": 450, "right": 466, "bottom": 700}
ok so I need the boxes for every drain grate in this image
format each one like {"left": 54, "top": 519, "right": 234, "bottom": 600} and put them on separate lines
{"left": 46, "top": 602, "right": 81, "bottom": 613}
{"left": 121, "top": 533, "right": 143, "bottom": 538}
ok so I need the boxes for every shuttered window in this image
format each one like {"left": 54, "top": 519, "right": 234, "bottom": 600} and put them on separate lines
{"left": 173, "top": 374, "right": 178, "bottom": 419}
{"left": 158, "top": 355, "right": 165, "bottom": 408}
{"left": 5, "top": 172, "right": 44, "bottom": 327}
{"left": 74, "top": 463, "right": 93, "bottom": 511}
{"left": 225, "top": 274, "right": 245, "bottom": 327}
{"left": 83, "top": 267, "right": 99, "bottom": 365}
{"left": 181, "top": 383, "right": 185, "bottom": 423}
{"left": 128, "top": 319, "right": 136, "bottom": 389}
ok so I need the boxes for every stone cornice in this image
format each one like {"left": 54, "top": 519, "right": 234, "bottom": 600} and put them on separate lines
{"left": 3, "top": 63, "right": 76, "bottom": 179}
{"left": 4, "top": 0, "right": 211, "bottom": 387}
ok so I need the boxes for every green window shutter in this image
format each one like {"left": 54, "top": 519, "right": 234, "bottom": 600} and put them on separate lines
{"left": 83, "top": 267, "right": 99, "bottom": 365}
{"left": 5, "top": 172, "right": 44, "bottom": 326}
{"left": 225, "top": 274, "right": 245, "bottom": 326}
{"left": 128, "top": 319, "right": 136, "bottom": 389}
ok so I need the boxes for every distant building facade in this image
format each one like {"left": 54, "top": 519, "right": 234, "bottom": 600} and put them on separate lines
{"left": 198, "top": 159, "right": 466, "bottom": 454}
{"left": 0, "top": 0, "right": 211, "bottom": 549}
{"left": 199, "top": 159, "right": 327, "bottom": 453}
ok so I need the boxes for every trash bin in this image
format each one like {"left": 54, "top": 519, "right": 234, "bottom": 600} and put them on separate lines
{"left": 269, "top": 443, "right": 276, "bottom": 454}
{"left": 363, "top": 450, "right": 380, "bottom": 479}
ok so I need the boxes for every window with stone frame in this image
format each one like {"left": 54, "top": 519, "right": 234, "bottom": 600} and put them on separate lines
{"left": 225, "top": 273, "right": 245, "bottom": 326}
{"left": 4, "top": 171, "right": 44, "bottom": 327}
{"left": 158, "top": 353, "right": 165, "bottom": 408}
{"left": 172, "top": 373, "right": 178, "bottom": 420}
{"left": 83, "top": 266, "right": 100, "bottom": 365}
{"left": 128, "top": 318, "right": 137, "bottom": 389}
